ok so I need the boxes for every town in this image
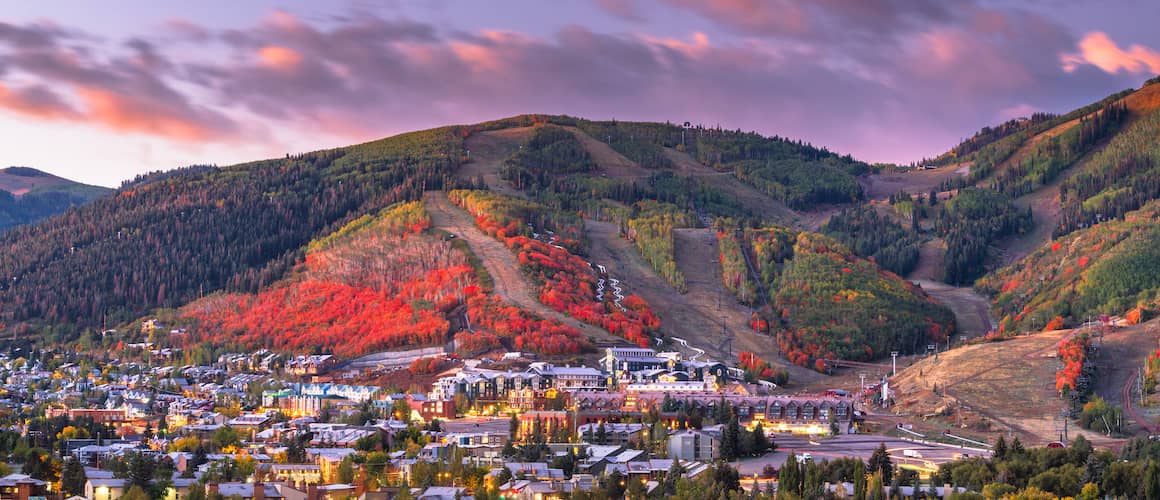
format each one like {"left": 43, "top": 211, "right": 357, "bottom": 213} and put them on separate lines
{"left": 0, "top": 316, "right": 988, "bottom": 500}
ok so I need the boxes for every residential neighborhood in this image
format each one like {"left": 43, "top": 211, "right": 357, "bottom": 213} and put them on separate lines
{"left": 0, "top": 328, "right": 883, "bottom": 500}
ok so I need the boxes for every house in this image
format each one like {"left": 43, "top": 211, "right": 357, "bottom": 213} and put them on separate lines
{"left": 668, "top": 430, "right": 720, "bottom": 461}
{"left": 407, "top": 394, "right": 456, "bottom": 422}
{"left": 209, "top": 482, "right": 285, "bottom": 500}
{"left": 228, "top": 413, "right": 273, "bottom": 433}
{"left": 85, "top": 478, "right": 128, "bottom": 500}
{"left": 267, "top": 464, "right": 322, "bottom": 486}
{"left": 0, "top": 474, "right": 48, "bottom": 500}
{"left": 313, "top": 484, "right": 356, "bottom": 500}
{"left": 416, "top": 486, "right": 467, "bottom": 500}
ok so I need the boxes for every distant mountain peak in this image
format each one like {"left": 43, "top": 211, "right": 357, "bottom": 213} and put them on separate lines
{"left": 1, "top": 166, "right": 55, "bottom": 178}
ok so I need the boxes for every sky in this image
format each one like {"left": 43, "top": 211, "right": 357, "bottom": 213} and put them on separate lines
{"left": 1, "top": 1, "right": 1159, "bottom": 187}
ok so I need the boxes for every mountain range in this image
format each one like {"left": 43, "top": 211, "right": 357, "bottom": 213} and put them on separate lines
{"left": 3, "top": 78, "right": 1160, "bottom": 377}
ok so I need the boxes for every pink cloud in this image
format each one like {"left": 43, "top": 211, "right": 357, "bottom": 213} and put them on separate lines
{"left": 258, "top": 46, "right": 303, "bottom": 70}
{"left": 1061, "top": 31, "right": 1160, "bottom": 75}
{"left": 76, "top": 86, "right": 232, "bottom": 141}
{"left": 0, "top": 82, "right": 80, "bottom": 120}
{"left": 662, "top": 0, "right": 810, "bottom": 37}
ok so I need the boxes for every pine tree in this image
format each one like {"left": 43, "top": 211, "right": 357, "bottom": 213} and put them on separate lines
{"left": 61, "top": 457, "right": 87, "bottom": 496}
{"left": 752, "top": 422, "right": 770, "bottom": 454}
{"left": 1011, "top": 436, "right": 1026, "bottom": 457}
{"left": 994, "top": 435, "right": 1008, "bottom": 460}
{"left": 721, "top": 417, "right": 740, "bottom": 461}
{"left": 781, "top": 454, "right": 801, "bottom": 497}
{"left": 868, "top": 443, "right": 893, "bottom": 484}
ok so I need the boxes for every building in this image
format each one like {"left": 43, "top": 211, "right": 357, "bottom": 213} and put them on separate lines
{"left": 267, "top": 465, "right": 322, "bottom": 486}
{"left": 286, "top": 356, "right": 337, "bottom": 376}
{"left": 572, "top": 392, "right": 853, "bottom": 434}
{"left": 0, "top": 475, "right": 48, "bottom": 500}
{"left": 86, "top": 478, "right": 127, "bottom": 500}
{"left": 528, "top": 363, "right": 604, "bottom": 391}
{"left": 46, "top": 408, "right": 128, "bottom": 424}
{"left": 209, "top": 482, "right": 285, "bottom": 500}
{"left": 577, "top": 423, "right": 647, "bottom": 446}
{"left": 407, "top": 394, "right": 456, "bottom": 422}
{"left": 601, "top": 348, "right": 669, "bottom": 375}
{"left": 668, "top": 430, "right": 720, "bottom": 461}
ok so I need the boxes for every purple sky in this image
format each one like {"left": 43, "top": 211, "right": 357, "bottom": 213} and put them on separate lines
{"left": 1, "top": 1, "right": 1158, "bottom": 187}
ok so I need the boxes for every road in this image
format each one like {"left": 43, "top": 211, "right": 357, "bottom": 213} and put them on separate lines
{"left": 1123, "top": 368, "right": 1159, "bottom": 434}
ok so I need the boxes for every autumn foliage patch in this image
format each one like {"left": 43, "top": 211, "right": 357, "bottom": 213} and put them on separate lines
{"left": 738, "top": 352, "right": 789, "bottom": 385}
{"left": 182, "top": 201, "right": 589, "bottom": 358}
{"left": 1055, "top": 334, "right": 1090, "bottom": 393}
{"left": 450, "top": 190, "right": 660, "bottom": 346}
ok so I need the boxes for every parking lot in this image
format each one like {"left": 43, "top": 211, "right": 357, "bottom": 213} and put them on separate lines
{"left": 734, "top": 433, "right": 990, "bottom": 477}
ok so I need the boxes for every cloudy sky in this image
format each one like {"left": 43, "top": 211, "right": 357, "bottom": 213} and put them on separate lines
{"left": 1, "top": 1, "right": 1158, "bottom": 187}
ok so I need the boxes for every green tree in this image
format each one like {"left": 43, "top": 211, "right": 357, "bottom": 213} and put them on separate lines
{"left": 127, "top": 453, "right": 156, "bottom": 489}
{"left": 186, "top": 484, "right": 207, "bottom": 500}
{"left": 338, "top": 456, "right": 356, "bottom": 484}
{"left": 868, "top": 443, "right": 893, "bottom": 484}
{"left": 866, "top": 471, "right": 886, "bottom": 500}
{"left": 721, "top": 418, "right": 740, "bottom": 461}
{"left": 212, "top": 425, "right": 240, "bottom": 451}
{"left": 982, "top": 483, "right": 1017, "bottom": 499}
{"left": 780, "top": 454, "right": 801, "bottom": 497}
{"left": 61, "top": 458, "right": 87, "bottom": 496}
{"left": 993, "top": 435, "right": 1008, "bottom": 461}
{"left": 122, "top": 485, "right": 150, "bottom": 500}
{"left": 853, "top": 459, "right": 867, "bottom": 500}
{"left": 1146, "top": 460, "right": 1160, "bottom": 500}
{"left": 23, "top": 451, "right": 56, "bottom": 482}
{"left": 1101, "top": 460, "right": 1141, "bottom": 498}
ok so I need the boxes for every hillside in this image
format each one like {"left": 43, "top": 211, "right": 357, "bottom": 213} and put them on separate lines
{"left": 180, "top": 201, "right": 593, "bottom": 359}
{"left": 979, "top": 198, "right": 1160, "bottom": 333}
{"left": 0, "top": 122, "right": 479, "bottom": 338}
{"left": 822, "top": 79, "right": 1160, "bottom": 337}
{"left": 0, "top": 113, "right": 962, "bottom": 378}
{"left": 716, "top": 224, "right": 955, "bottom": 371}
{"left": 0, "top": 167, "right": 110, "bottom": 232}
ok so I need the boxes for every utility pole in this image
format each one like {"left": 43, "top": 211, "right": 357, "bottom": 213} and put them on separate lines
{"left": 890, "top": 352, "right": 899, "bottom": 377}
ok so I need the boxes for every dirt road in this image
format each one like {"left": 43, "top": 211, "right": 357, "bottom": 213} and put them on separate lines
{"left": 582, "top": 220, "right": 823, "bottom": 385}
{"left": 458, "top": 127, "right": 533, "bottom": 198}
{"left": 423, "top": 191, "right": 623, "bottom": 344}
{"left": 911, "top": 279, "right": 996, "bottom": 339}
{"left": 662, "top": 148, "right": 798, "bottom": 225}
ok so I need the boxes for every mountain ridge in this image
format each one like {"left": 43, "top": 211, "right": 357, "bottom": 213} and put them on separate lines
{"left": 0, "top": 166, "right": 111, "bottom": 233}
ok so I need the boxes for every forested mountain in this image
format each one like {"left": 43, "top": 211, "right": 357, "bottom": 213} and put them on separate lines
{"left": 0, "top": 123, "right": 480, "bottom": 339}
{"left": 978, "top": 199, "right": 1160, "bottom": 333}
{"left": 716, "top": 221, "right": 954, "bottom": 371}
{"left": 0, "top": 113, "right": 881, "bottom": 356}
{"left": 0, "top": 167, "right": 110, "bottom": 233}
